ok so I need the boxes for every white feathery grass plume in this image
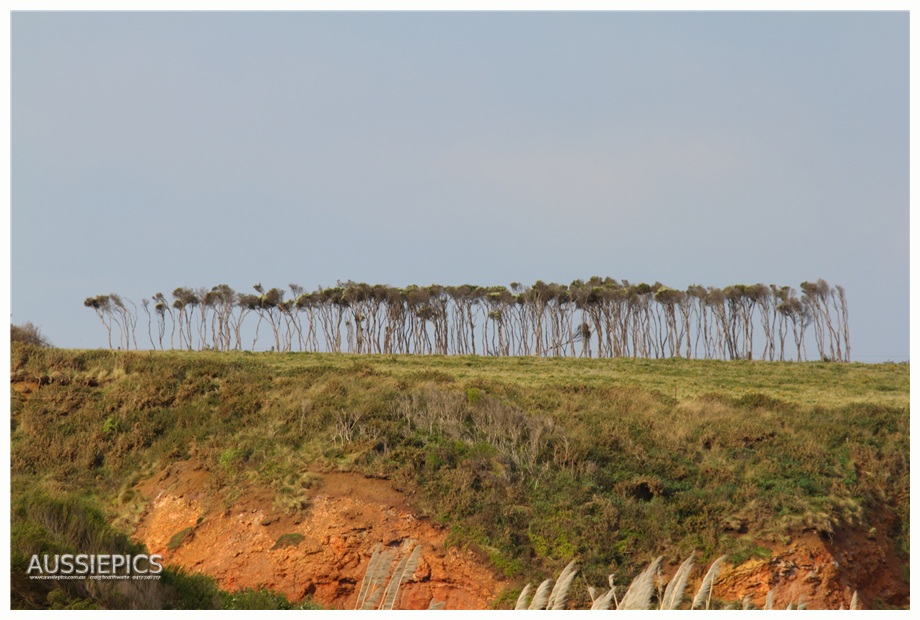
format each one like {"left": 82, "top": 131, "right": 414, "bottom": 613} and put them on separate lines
{"left": 786, "top": 601, "right": 794, "bottom": 610}
{"left": 690, "top": 554, "right": 726, "bottom": 610}
{"left": 404, "top": 544, "right": 423, "bottom": 573}
{"left": 428, "top": 599, "right": 445, "bottom": 610}
{"left": 380, "top": 544, "right": 423, "bottom": 610}
{"left": 661, "top": 553, "right": 695, "bottom": 610}
{"left": 378, "top": 554, "right": 408, "bottom": 610}
{"left": 587, "top": 586, "right": 598, "bottom": 602}
{"left": 764, "top": 589, "right": 775, "bottom": 610}
{"left": 590, "top": 586, "right": 617, "bottom": 610}
{"left": 548, "top": 560, "right": 579, "bottom": 610}
{"left": 514, "top": 584, "right": 533, "bottom": 610}
{"left": 359, "top": 548, "right": 396, "bottom": 610}
{"left": 354, "top": 544, "right": 381, "bottom": 610}
{"left": 608, "top": 574, "right": 618, "bottom": 608}
{"left": 850, "top": 590, "right": 859, "bottom": 610}
{"left": 617, "top": 556, "right": 663, "bottom": 610}
{"left": 527, "top": 578, "right": 553, "bottom": 610}
{"left": 742, "top": 595, "right": 752, "bottom": 610}
{"left": 797, "top": 595, "right": 807, "bottom": 610}
{"left": 394, "top": 543, "right": 424, "bottom": 606}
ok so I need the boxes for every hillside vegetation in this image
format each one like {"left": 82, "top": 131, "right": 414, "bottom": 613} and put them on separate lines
{"left": 10, "top": 344, "right": 909, "bottom": 608}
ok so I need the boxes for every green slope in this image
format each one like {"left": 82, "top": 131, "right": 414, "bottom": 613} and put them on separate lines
{"left": 10, "top": 344, "right": 909, "bottom": 607}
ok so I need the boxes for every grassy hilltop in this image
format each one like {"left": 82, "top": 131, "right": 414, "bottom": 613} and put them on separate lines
{"left": 9, "top": 344, "right": 909, "bottom": 608}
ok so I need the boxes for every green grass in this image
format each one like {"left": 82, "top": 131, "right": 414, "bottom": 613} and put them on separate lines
{"left": 167, "top": 527, "right": 195, "bottom": 551}
{"left": 271, "top": 533, "right": 305, "bottom": 550}
{"left": 9, "top": 488, "right": 318, "bottom": 610}
{"left": 9, "top": 343, "right": 909, "bottom": 608}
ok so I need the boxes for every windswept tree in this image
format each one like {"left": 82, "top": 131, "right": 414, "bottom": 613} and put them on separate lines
{"left": 777, "top": 288, "right": 814, "bottom": 362}
{"left": 295, "top": 291, "right": 320, "bottom": 352}
{"left": 237, "top": 291, "right": 263, "bottom": 350}
{"left": 526, "top": 281, "right": 550, "bottom": 357}
{"left": 773, "top": 286, "right": 795, "bottom": 361}
{"left": 653, "top": 286, "right": 684, "bottom": 358}
{"left": 483, "top": 286, "right": 513, "bottom": 356}
{"left": 151, "top": 292, "right": 173, "bottom": 350}
{"left": 171, "top": 287, "right": 199, "bottom": 350}
{"left": 448, "top": 284, "right": 479, "bottom": 355}
{"left": 84, "top": 295, "right": 114, "bottom": 349}
{"left": 141, "top": 298, "right": 155, "bottom": 350}
{"left": 315, "top": 285, "right": 346, "bottom": 352}
{"left": 705, "top": 287, "right": 729, "bottom": 360}
{"left": 746, "top": 284, "right": 773, "bottom": 361}
{"left": 835, "top": 284, "right": 851, "bottom": 362}
{"left": 202, "top": 284, "right": 237, "bottom": 351}
{"left": 801, "top": 280, "right": 844, "bottom": 361}
{"left": 246, "top": 283, "right": 287, "bottom": 352}
{"left": 721, "top": 285, "right": 745, "bottom": 360}
{"left": 342, "top": 281, "right": 378, "bottom": 354}
{"left": 686, "top": 285, "right": 708, "bottom": 358}
{"left": 84, "top": 276, "right": 851, "bottom": 362}
{"left": 286, "top": 284, "right": 306, "bottom": 352}
{"left": 110, "top": 294, "right": 139, "bottom": 350}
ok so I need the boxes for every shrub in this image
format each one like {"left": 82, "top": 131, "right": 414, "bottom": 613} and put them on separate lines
{"left": 9, "top": 491, "right": 221, "bottom": 609}
{"left": 11, "top": 322, "right": 52, "bottom": 347}
{"left": 219, "top": 586, "right": 322, "bottom": 609}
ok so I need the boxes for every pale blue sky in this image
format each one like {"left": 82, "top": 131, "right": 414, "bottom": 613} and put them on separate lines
{"left": 10, "top": 11, "right": 909, "bottom": 360}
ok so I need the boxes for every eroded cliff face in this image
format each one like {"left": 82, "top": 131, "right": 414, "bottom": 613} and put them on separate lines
{"left": 132, "top": 460, "right": 908, "bottom": 610}
{"left": 715, "top": 510, "right": 908, "bottom": 609}
{"left": 133, "top": 461, "right": 507, "bottom": 609}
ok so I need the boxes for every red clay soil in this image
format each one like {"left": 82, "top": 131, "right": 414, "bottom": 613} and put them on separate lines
{"left": 133, "top": 461, "right": 507, "bottom": 609}
{"left": 713, "top": 514, "right": 908, "bottom": 609}
{"left": 132, "top": 461, "right": 909, "bottom": 610}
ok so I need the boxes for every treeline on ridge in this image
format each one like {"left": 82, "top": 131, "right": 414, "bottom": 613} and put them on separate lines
{"left": 84, "top": 277, "right": 850, "bottom": 362}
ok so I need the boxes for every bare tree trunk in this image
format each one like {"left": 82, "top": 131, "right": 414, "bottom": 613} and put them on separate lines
{"left": 836, "top": 285, "right": 851, "bottom": 362}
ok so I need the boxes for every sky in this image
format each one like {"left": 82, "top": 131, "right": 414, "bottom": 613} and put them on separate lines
{"left": 9, "top": 10, "right": 910, "bottom": 361}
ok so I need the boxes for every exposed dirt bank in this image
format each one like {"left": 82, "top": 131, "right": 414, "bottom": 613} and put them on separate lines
{"left": 133, "top": 460, "right": 507, "bottom": 609}
{"left": 716, "top": 514, "right": 908, "bottom": 609}
{"left": 131, "top": 460, "right": 908, "bottom": 610}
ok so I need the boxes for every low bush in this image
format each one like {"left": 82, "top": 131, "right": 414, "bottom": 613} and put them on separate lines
{"left": 11, "top": 322, "right": 52, "bottom": 347}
